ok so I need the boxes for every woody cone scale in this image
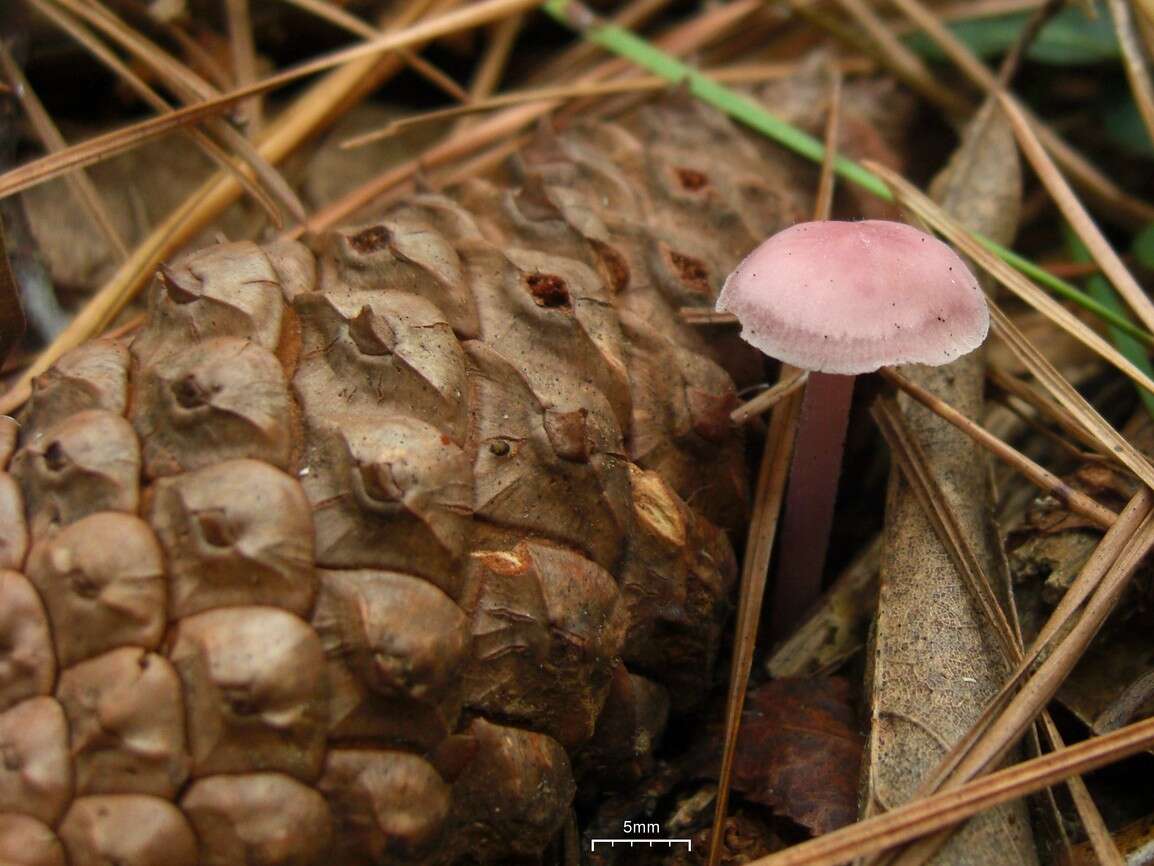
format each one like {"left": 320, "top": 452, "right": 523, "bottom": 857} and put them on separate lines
{"left": 0, "top": 98, "right": 813, "bottom": 865}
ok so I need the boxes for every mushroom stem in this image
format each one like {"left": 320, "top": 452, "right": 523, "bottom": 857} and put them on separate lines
{"left": 769, "top": 371, "right": 855, "bottom": 639}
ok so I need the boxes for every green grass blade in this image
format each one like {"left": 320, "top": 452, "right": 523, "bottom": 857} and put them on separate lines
{"left": 540, "top": 0, "right": 1154, "bottom": 346}
{"left": 1064, "top": 225, "right": 1154, "bottom": 417}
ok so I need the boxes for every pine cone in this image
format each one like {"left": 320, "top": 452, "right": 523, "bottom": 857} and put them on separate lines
{"left": 0, "top": 97, "right": 810, "bottom": 865}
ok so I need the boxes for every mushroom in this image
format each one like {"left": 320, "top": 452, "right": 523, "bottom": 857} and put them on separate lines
{"left": 717, "top": 219, "right": 988, "bottom": 633}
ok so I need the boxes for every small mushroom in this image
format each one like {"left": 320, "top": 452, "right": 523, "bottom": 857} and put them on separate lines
{"left": 717, "top": 219, "right": 987, "bottom": 630}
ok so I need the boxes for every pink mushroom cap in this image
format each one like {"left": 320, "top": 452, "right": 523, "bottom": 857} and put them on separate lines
{"left": 716, "top": 220, "right": 989, "bottom": 374}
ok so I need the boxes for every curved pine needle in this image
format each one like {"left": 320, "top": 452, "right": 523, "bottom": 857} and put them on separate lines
{"left": 277, "top": 0, "right": 471, "bottom": 102}
{"left": 0, "top": 0, "right": 540, "bottom": 202}
{"left": 340, "top": 62, "right": 836, "bottom": 148}
{"left": 885, "top": 0, "right": 1154, "bottom": 225}
{"left": 225, "top": 0, "right": 263, "bottom": 132}
{"left": 880, "top": 367, "right": 1116, "bottom": 529}
{"left": 1108, "top": 0, "right": 1154, "bottom": 167}
{"left": 539, "top": 0, "right": 1154, "bottom": 345}
{"left": 866, "top": 160, "right": 1154, "bottom": 410}
{"left": 730, "top": 371, "right": 809, "bottom": 424}
{"left": 46, "top": 0, "right": 305, "bottom": 223}
{"left": 0, "top": 43, "right": 129, "bottom": 260}
{"left": 26, "top": 0, "right": 284, "bottom": 225}
{"left": 997, "top": 91, "right": 1154, "bottom": 337}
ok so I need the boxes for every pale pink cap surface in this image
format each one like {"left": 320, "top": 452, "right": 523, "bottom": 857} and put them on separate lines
{"left": 716, "top": 220, "right": 989, "bottom": 374}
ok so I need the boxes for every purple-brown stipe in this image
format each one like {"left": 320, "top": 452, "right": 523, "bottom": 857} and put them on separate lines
{"left": 770, "top": 371, "right": 855, "bottom": 637}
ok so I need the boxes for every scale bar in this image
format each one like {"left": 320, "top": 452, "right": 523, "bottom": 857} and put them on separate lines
{"left": 590, "top": 839, "right": 693, "bottom": 852}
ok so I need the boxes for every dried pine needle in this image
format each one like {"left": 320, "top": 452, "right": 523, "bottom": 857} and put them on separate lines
{"left": 305, "top": 0, "right": 760, "bottom": 234}
{"left": 26, "top": 0, "right": 285, "bottom": 223}
{"left": 872, "top": 396, "right": 1123, "bottom": 866}
{"left": 340, "top": 62, "right": 840, "bottom": 147}
{"left": 880, "top": 367, "right": 1117, "bottom": 529}
{"left": 225, "top": 0, "right": 263, "bottom": 132}
{"left": 882, "top": 496, "right": 1154, "bottom": 866}
{"left": 1109, "top": 0, "right": 1154, "bottom": 152}
{"left": 0, "top": 0, "right": 540, "bottom": 200}
{"left": 52, "top": 0, "right": 217, "bottom": 100}
{"left": 987, "top": 366, "right": 1110, "bottom": 459}
{"left": 825, "top": 0, "right": 971, "bottom": 115}
{"left": 0, "top": 0, "right": 505, "bottom": 414}
{"left": 873, "top": 396, "right": 1020, "bottom": 658}
{"left": 989, "top": 391, "right": 1105, "bottom": 465}
{"left": 885, "top": 0, "right": 1154, "bottom": 225}
{"left": 277, "top": 0, "right": 471, "bottom": 102}
{"left": 868, "top": 161, "right": 1154, "bottom": 401}
{"left": 812, "top": 59, "right": 842, "bottom": 226}
{"left": 987, "top": 304, "right": 1154, "bottom": 490}
{"left": 897, "top": 0, "right": 1046, "bottom": 29}
{"left": 46, "top": 0, "right": 305, "bottom": 222}
{"left": 680, "top": 308, "right": 739, "bottom": 326}
{"left": 708, "top": 64, "right": 843, "bottom": 866}
{"left": 742, "top": 711, "right": 1154, "bottom": 866}
{"left": 531, "top": 0, "right": 673, "bottom": 83}
{"left": 464, "top": 13, "right": 525, "bottom": 107}
{"left": 539, "top": 0, "right": 1154, "bottom": 346}
{"left": 731, "top": 371, "right": 809, "bottom": 424}
{"left": 866, "top": 489, "right": 1154, "bottom": 863}
{"left": 0, "top": 42, "right": 129, "bottom": 261}
{"left": 997, "top": 91, "right": 1154, "bottom": 336}
{"left": 1064, "top": 226, "right": 1154, "bottom": 419}
{"left": 708, "top": 369, "right": 803, "bottom": 866}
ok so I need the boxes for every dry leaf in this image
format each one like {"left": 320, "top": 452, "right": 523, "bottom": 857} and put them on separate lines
{"left": 691, "top": 678, "right": 864, "bottom": 837}
{"left": 861, "top": 101, "right": 1038, "bottom": 865}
